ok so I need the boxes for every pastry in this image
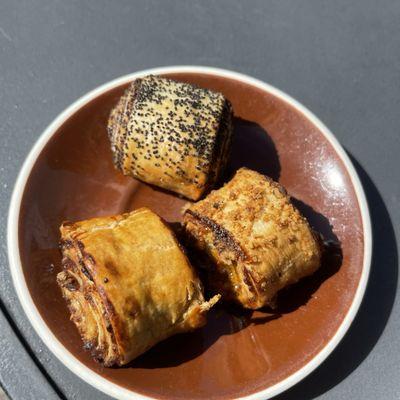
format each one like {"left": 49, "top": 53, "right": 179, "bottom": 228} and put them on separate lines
{"left": 57, "top": 207, "right": 219, "bottom": 366}
{"left": 107, "top": 75, "right": 233, "bottom": 200}
{"left": 183, "top": 168, "right": 322, "bottom": 309}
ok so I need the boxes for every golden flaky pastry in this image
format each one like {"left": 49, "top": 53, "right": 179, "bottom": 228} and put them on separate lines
{"left": 183, "top": 168, "right": 322, "bottom": 309}
{"left": 57, "top": 208, "right": 219, "bottom": 366}
{"left": 107, "top": 75, "right": 233, "bottom": 200}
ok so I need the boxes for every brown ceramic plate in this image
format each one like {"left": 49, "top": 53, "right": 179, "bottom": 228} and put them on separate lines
{"left": 8, "top": 67, "right": 371, "bottom": 400}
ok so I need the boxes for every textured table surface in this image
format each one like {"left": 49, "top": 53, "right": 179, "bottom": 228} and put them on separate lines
{"left": 1, "top": 1, "right": 399, "bottom": 399}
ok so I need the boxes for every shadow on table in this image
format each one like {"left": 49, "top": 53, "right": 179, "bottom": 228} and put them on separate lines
{"left": 272, "top": 154, "right": 398, "bottom": 400}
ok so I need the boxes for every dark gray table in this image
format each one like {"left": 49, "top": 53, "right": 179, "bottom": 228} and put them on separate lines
{"left": 1, "top": 1, "right": 399, "bottom": 399}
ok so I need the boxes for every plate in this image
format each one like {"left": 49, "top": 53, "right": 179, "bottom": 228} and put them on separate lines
{"left": 8, "top": 66, "right": 371, "bottom": 400}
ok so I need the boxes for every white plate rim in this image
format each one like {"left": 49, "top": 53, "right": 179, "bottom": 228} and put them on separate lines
{"left": 7, "top": 65, "right": 372, "bottom": 400}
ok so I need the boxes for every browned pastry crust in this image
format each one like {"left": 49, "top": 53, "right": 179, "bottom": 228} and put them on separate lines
{"left": 107, "top": 75, "right": 233, "bottom": 200}
{"left": 183, "top": 168, "right": 322, "bottom": 309}
{"left": 57, "top": 208, "right": 219, "bottom": 366}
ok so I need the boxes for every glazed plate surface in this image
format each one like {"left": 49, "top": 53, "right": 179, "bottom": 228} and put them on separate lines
{"left": 8, "top": 67, "right": 371, "bottom": 400}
